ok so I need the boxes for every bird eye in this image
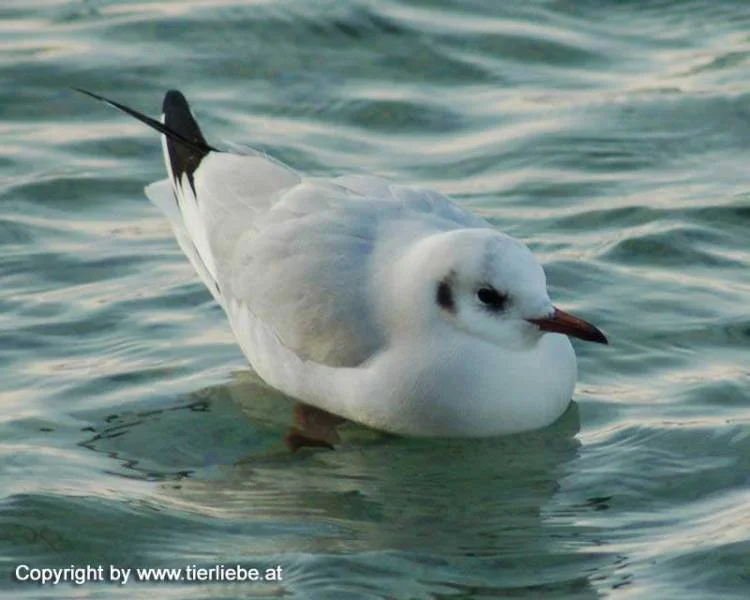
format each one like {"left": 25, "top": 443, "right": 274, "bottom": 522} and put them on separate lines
{"left": 477, "top": 287, "right": 507, "bottom": 311}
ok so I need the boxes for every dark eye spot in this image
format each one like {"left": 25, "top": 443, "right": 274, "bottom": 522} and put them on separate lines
{"left": 436, "top": 280, "right": 455, "bottom": 313}
{"left": 477, "top": 287, "right": 507, "bottom": 312}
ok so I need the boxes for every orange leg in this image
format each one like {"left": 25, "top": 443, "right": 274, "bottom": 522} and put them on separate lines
{"left": 285, "top": 403, "right": 347, "bottom": 452}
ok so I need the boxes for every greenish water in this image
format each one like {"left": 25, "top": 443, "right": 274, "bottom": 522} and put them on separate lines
{"left": 2, "top": 0, "right": 750, "bottom": 597}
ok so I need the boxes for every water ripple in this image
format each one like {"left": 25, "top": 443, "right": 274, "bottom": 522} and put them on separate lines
{"left": 2, "top": 0, "right": 750, "bottom": 597}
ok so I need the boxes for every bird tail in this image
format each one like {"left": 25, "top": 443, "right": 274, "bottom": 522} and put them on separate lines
{"left": 76, "top": 88, "right": 223, "bottom": 303}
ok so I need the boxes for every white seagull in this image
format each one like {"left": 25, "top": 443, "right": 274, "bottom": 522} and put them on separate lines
{"left": 79, "top": 88, "right": 607, "bottom": 445}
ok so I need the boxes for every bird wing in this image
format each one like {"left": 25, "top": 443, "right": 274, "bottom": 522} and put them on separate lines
{"left": 206, "top": 171, "right": 488, "bottom": 367}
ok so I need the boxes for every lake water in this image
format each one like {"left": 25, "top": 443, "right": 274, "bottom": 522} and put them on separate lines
{"left": 2, "top": 0, "right": 750, "bottom": 598}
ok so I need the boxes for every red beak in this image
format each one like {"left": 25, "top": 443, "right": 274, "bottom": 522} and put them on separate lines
{"left": 527, "top": 307, "right": 608, "bottom": 345}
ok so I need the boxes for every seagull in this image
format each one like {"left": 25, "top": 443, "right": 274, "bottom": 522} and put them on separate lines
{"left": 78, "top": 88, "right": 607, "bottom": 447}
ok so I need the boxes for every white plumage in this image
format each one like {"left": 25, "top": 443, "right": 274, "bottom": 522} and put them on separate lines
{"left": 85, "top": 89, "right": 607, "bottom": 438}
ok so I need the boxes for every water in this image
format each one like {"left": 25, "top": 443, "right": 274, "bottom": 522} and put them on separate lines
{"left": 2, "top": 0, "right": 750, "bottom": 597}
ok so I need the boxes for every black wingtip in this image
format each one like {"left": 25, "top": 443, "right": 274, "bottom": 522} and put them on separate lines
{"left": 160, "top": 89, "right": 213, "bottom": 192}
{"left": 163, "top": 90, "right": 190, "bottom": 113}
{"left": 72, "top": 87, "right": 106, "bottom": 103}
{"left": 74, "top": 87, "right": 218, "bottom": 156}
